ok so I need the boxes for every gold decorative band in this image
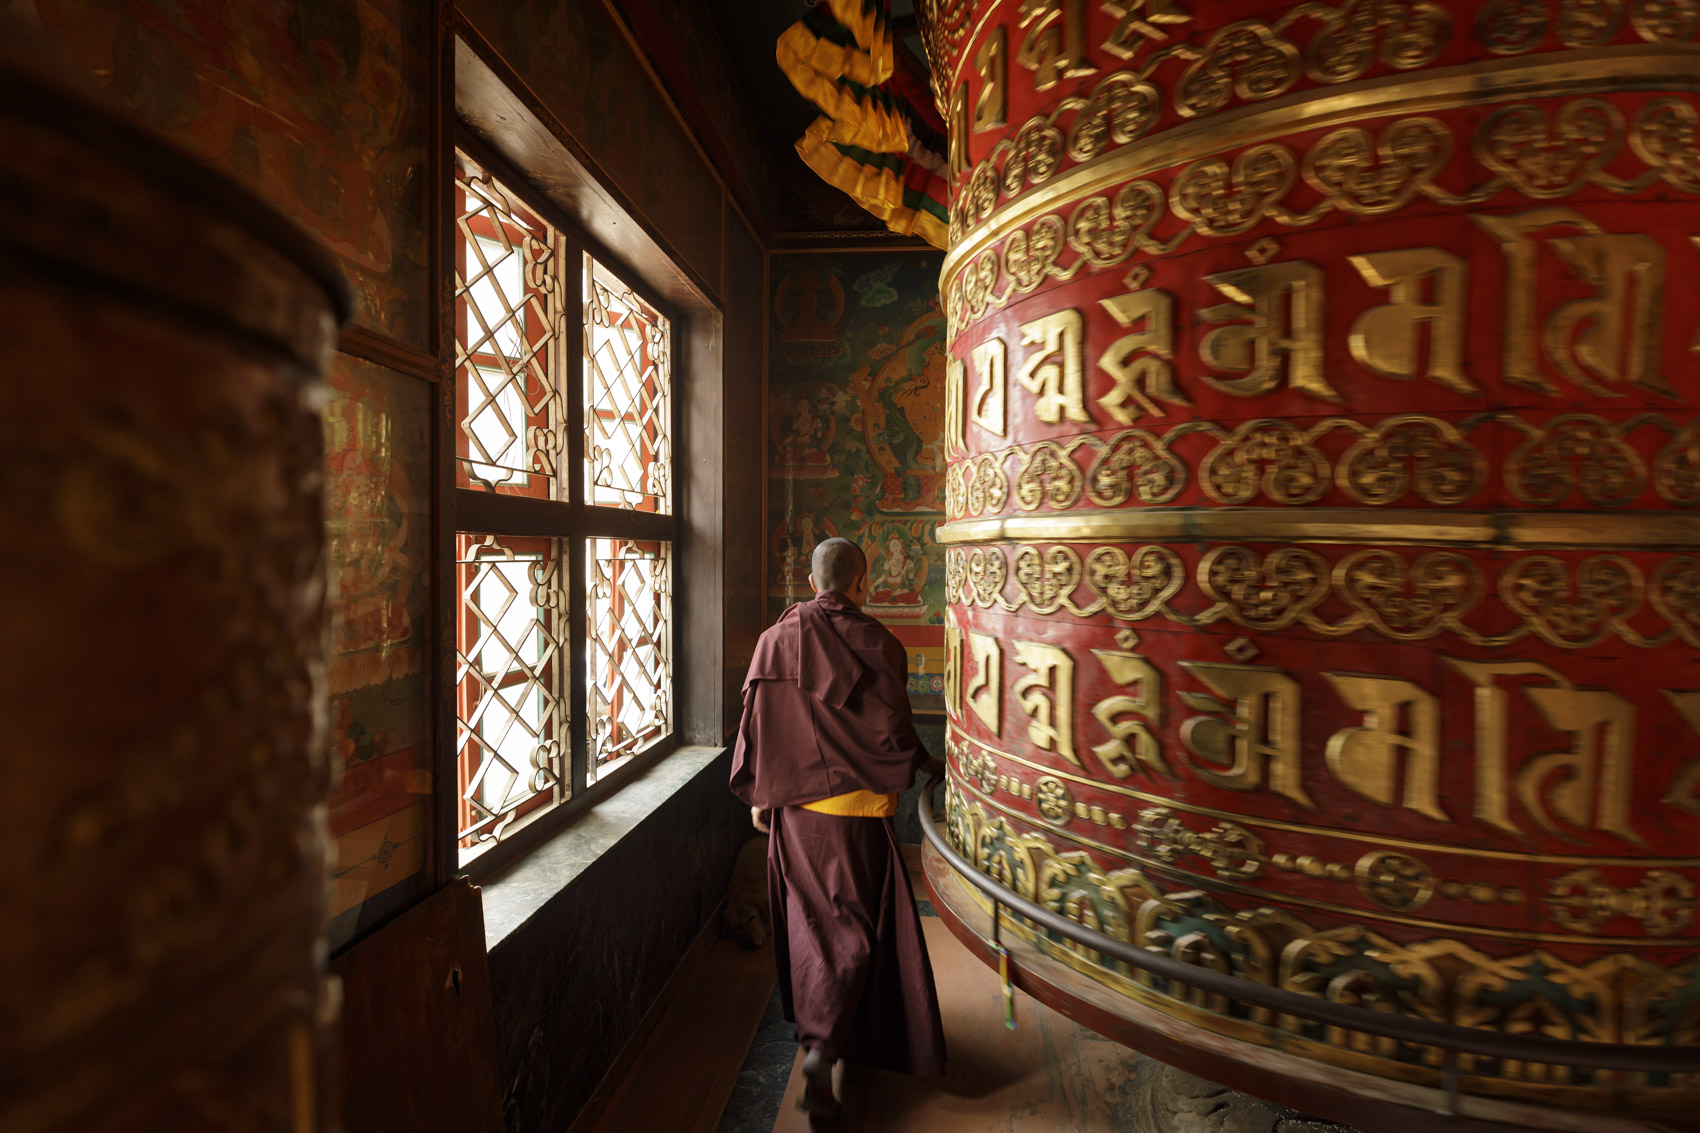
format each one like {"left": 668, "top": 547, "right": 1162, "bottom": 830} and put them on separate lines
{"left": 935, "top": 508, "right": 1700, "bottom": 549}
{"left": 940, "top": 44, "right": 1700, "bottom": 284}
{"left": 950, "top": 768, "right": 1683, "bottom": 946}
{"left": 958, "top": 728, "right": 1700, "bottom": 869}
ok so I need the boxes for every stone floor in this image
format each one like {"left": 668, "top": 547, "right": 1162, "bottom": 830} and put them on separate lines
{"left": 584, "top": 853, "right": 1361, "bottom": 1133}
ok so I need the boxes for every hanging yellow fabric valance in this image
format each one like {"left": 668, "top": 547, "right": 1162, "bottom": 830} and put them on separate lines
{"left": 776, "top": 0, "right": 949, "bottom": 249}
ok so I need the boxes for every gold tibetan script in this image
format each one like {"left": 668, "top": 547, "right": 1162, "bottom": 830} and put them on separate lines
{"left": 1347, "top": 248, "right": 1475, "bottom": 396}
{"left": 1446, "top": 659, "right": 1640, "bottom": 845}
{"left": 1098, "top": 284, "right": 1190, "bottom": 422}
{"left": 966, "top": 631, "right": 1004, "bottom": 734}
{"left": 1200, "top": 261, "right": 1338, "bottom": 402}
{"left": 1016, "top": 310, "right": 1091, "bottom": 424}
{"left": 1474, "top": 208, "right": 1673, "bottom": 399}
{"left": 1091, "top": 645, "right": 1172, "bottom": 778}
{"left": 1177, "top": 661, "right": 1314, "bottom": 807}
{"left": 1013, "top": 639, "right": 1077, "bottom": 764}
{"left": 1324, "top": 671, "right": 1447, "bottom": 822}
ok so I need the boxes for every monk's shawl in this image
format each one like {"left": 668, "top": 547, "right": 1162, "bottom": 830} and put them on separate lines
{"left": 730, "top": 589, "right": 928, "bottom": 809}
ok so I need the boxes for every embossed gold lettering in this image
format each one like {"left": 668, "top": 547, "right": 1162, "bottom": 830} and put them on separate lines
{"left": 1446, "top": 659, "right": 1641, "bottom": 845}
{"left": 1018, "top": 0, "right": 1097, "bottom": 90}
{"left": 1178, "top": 661, "right": 1313, "bottom": 806}
{"left": 1013, "top": 639, "right": 1078, "bottom": 765}
{"left": 966, "top": 630, "right": 1004, "bottom": 734}
{"left": 1017, "top": 310, "right": 1091, "bottom": 424}
{"left": 1520, "top": 684, "right": 1641, "bottom": 846}
{"left": 1324, "top": 672, "right": 1447, "bottom": 822}
{"left": 1660, "top": 689, "right": 1700, "bottom": 816}
{"left": 970, "top": 337, "right": 1008, "bottom": 436}
{"left": 1098, "top": 285, "right": 1190, "bottom": 422}
{"left": 1200, "top": 261, "right": 1338, "bottom": 402}
{"left": 950, "top": 82, "right": 971, "bottom": 179}
{"left": 1102, "top": 0, "right": 1191, "bottom": 57}
{"left": 1347, "top": 248, "right": 1474, "bottom": 395}
{"left": 975, "top": 27, "right": 1009, "bottom": 132}
{"left": 1475, "top": 209, "right": 1673, "bottom": 399}
{"left": 1090, "top": 646, "right": 1171, "bottom": 779}
{"left": 946, "top": 356, "right": 966, "bottom": 451}
{"left": 943, "top": 613, "right": 964, "bottom": 721}
{"left": 1545, "top": 231, "right": 1672, "bottom": 398}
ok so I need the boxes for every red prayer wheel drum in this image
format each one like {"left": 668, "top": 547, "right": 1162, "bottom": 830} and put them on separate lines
{"left": 919, "top": 0, "right": 1700, "bottom": 1126}
{"left": 0, "top": 24, "right": 348, "bottom": 1133}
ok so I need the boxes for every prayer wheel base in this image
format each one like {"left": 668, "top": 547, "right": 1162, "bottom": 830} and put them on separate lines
{"left": 923, "top": 843, "right": 1692, "bottom": 1133}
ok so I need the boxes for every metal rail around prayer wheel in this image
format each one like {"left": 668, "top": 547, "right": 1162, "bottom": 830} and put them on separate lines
{"left": 917, "top": 780, "right": 1700, "bottom": 1098}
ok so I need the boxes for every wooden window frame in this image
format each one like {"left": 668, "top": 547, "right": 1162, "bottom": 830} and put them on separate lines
{"left": 451, "top": 134, "right": 682, "bottom": 881}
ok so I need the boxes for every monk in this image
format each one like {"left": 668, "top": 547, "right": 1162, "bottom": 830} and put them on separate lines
{"left": 730, "top": 537, "right": 947, "bottom": 1117}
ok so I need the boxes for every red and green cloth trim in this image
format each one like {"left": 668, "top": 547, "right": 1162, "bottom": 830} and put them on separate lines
{"left": 777, "top": 0, "right": 950, "bottom": 248}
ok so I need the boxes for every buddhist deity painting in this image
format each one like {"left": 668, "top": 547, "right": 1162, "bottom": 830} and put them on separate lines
{"left": 768, "top": 253, "right": 946, "bottom": 709}
{"left": 773, "top": 263, "right": 849, "bottom": 365}
{"left": 321, "top": 355, "right": 432, "bottom": 949}
{"left": 771, "top": 384, "right": 841, "bottom": 476}
{"left": 862, "top": 520, "right": 931, "bottom": 619}
{"left": 25, "top": 0, "right": 433, "bottom": 347}
{"left": 768, "top": 511, "right": 842, "bottom": 604}
{"left": 855, "top": 304, "right": 947, "bottom": 516}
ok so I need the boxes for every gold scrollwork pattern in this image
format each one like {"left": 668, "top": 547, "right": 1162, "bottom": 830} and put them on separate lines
{"left": 944, "top": 0, "right": 1461, "bottom": 247}
{"left": 1198, "top": 546, "right": 1332, "bottom": 630}
{"left": 1478, "top": 0, "right": 1700, "bottom": 51}
{"left": 1506, "top": 414, "right": 1647, "bottom": 507}
{"left": 946, "top": 414, "right": 1700, "bottom": 519}
{"left": 946, "top": 96, "right": 1700, "bottom": 333}
{"left": 1014, "top": 441, "right": 1086, "bottom": 509}
{"left": 1499, "top": 554, "right": 1644, "bottom": 647}
{"left": 1547, "top": 868, "right": 1697, "bottom": 936}
{"left": 945, "top": 540, "right": 1699, "bottom": 647}
{"left": 1201, "top": 420, "right": 1332, "bottom": 505}
{"left": 1337, "top": 416, "right": 1486, "bottom": 506}
{"left": 1330, "top": 549, "right": 1485, "bottom": 639}
{"left": 1135, "top": 805, "right": 1266, "bottom": 879}
{"left": 941, "top": 782, "right": 1700, "bottom": 1087}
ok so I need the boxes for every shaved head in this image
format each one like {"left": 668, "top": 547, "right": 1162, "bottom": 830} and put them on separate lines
{"left": 811, "top": 538, "right": 866, "bottom": 595}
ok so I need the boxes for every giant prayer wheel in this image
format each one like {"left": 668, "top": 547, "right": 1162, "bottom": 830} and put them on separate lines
{"left": 919, "top": 0, "right": 1700, "bottom": 1128}
{"left": 0, "top": 22, "right": 347, "bottom": 1132}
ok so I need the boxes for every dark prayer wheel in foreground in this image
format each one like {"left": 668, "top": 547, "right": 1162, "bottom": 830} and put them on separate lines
{"left": 0, "top": 26, "right": 347, "bottom": 1133}
{"left": 920, "top": 0, "right": 1700, "bottom": 1126}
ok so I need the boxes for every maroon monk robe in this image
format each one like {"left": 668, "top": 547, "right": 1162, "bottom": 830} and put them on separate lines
{"left": 730, "top": 590, "right": 946, "bottom": 1076}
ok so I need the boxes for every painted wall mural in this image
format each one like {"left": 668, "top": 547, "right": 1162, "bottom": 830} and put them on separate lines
{"left": 25, "top": 0, "right": 432, "bottom": 347}
{"left": 322, "top": 354, "right": 432, "bottom": 951}
{"left": 768, "top": 251, "right": 947, "bottom": 711}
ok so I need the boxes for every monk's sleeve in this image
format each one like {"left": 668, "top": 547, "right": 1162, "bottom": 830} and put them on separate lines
{"left": 729, "top": 681, "right": 760, "bottom": 806}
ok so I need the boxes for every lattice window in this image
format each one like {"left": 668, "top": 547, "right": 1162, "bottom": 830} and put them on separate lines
{"left": 585, "top": 256, "right": 671, "bottom": 513}
{"left": 451, "top": 148, "right": 678, "bottom": 868}
{"left": 455, "top": 161, "right": 566, "bottom": 498}
{"left": 455, "top": 534, "right": 568, "bottom": 849}
{"left": 588, "top": 539, "right": 672, "bottom": 778}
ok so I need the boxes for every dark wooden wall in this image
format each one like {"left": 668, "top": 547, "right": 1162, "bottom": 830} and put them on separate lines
{"left": 23, "top": 1, "right": 771, "bottom": 1128}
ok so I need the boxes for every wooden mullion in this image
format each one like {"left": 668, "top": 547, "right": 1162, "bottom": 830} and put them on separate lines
{"left": 561, "top": 225, "right": 590, "bottom": 799}
{"left": 430, "top": 0, "right": 457, "bottom": 894}
{"left": 578, "top": 506, "right": 675, "bottom": 542}
{"left": 454, "top": 489, "right": 573, "bottom": 537}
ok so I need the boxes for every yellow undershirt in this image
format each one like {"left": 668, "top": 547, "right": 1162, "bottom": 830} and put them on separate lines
{"left": 801, "top": 789, "right": 898, "bottom": 817}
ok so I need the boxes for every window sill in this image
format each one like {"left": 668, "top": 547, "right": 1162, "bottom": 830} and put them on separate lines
{"left": 476, "top": 744, "right": 728, "bottom": 952}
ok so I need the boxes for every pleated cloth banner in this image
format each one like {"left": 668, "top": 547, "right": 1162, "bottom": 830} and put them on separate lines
{"left": 776, "top": 0, "right": 950, "bottom": 249}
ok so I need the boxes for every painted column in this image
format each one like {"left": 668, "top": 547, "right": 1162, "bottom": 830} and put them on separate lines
{"left": 923, "top": 0, "right": 1700, "bottom": 1124}
{"left": 0, "top": 28, "right": 348, "bottom": 1132}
